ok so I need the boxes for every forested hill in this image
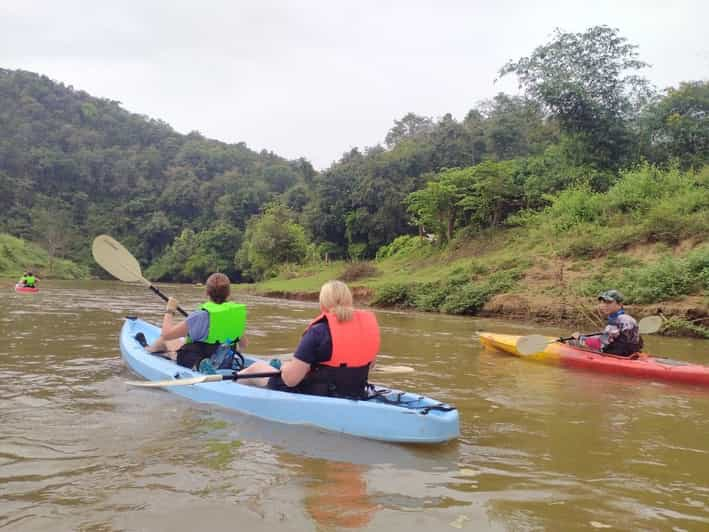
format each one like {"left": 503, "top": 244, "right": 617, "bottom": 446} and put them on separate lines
{"left": 0, "top": 68, "right": 315, "bottom": 278}
{"left": 1, "top": 26, "right": 707, "bottom": 291}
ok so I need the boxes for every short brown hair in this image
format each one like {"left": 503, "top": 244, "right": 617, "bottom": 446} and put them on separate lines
{"left": 206, "top": 273, "right": 231, "bottom": 303}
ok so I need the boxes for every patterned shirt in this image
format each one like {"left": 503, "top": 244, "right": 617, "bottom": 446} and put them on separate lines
{"left": 601, "top": 310, "right": 640, "bottom": 349}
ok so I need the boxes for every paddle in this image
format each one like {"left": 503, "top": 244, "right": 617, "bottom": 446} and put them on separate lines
{"left": 91, "top": 234, "right": 188, "bottom": 317}
{"left": 515, "top": 315, "right": 664, "bottom": 356}
{"left": 126, "top": 371, "right": 282, "bottom": 387}
{"left": 126, "top": 362, "right": 415, "bottom": 388}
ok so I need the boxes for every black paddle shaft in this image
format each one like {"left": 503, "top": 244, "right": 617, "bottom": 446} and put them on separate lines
{"left": 149, "top": 285, "right": 188, "bottom": 317}
{"left": 559, "top": 331, "right": 603, "bottom": 342}
{"left": 229, "top": 371, "right": 281, "bottom": 381}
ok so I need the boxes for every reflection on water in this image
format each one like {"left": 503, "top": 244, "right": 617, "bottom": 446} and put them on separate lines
{"left": 1, "top": 279, "right": 708, "bottom": 530}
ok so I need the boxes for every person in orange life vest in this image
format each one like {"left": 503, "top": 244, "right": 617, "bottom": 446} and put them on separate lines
{"left": 238, "top": 280, "right": 380, "bottom": 398}
{"left": 145, "top": 272, "right": 248, "bottom": 365}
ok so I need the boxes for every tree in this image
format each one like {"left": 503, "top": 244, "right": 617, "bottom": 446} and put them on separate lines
{"left": 236, "top": 203, "right": 309, "bottom": 280}
{"left": 641, "top": 81, "right": 709, "bottom": 169}
{"left": 499, "top": 25, "right": 652, "bottom": 169}
{"left": 385, "top": 113, "right": 434, "bottom": 148}
{"left": 406, "top": 168, "right": 477, "bottom": 242}
{"left": 30, "top": 202, "right": 76, "bottom": 274}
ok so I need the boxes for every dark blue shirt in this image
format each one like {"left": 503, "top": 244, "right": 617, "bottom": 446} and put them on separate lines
{"left": 293, "top": 321, "right": 333, "bottom": 365}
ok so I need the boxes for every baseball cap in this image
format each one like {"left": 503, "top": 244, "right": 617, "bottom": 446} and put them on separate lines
{"left": 598, "top": 290, "right": 624, "bottom": 303}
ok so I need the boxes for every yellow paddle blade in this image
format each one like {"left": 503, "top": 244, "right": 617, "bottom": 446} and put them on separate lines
{"left": 638, "top": 315, "right": 663, "bottom": 334}
{"left": 92, "top": 235, "right": 149, "bottom": 285}
{"left": 125, "top": 374, "right": 225, "bottom": 387}
{"left": 515, "top": 334, "right": 552, "bottom": 356}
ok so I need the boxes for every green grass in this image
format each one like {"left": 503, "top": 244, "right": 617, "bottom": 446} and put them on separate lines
{"left": 0, "top": 233, "right": 88, "bottom": 279}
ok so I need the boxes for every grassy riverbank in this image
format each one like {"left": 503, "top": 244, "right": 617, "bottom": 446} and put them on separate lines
{"left": 0, "top": 233, "right": 88, "bottom": 279}
{"left": 238, "top": 166, "right": 709, "bottom": 338}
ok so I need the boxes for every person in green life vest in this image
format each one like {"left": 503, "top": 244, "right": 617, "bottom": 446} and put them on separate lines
{"left": 19, "top": 271, "right": 38, "bottom": 288}
{"left": 145, "top": 272, "right": 248, "bottom": 369}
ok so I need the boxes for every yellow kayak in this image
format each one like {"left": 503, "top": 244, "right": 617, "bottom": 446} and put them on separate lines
{"left": 478, "top": 332, "right": 709, "bottom": 386}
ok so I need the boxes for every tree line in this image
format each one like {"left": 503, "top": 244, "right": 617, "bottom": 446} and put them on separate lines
{"left": 0, "top": 25, "right": 706, "bottom": 282}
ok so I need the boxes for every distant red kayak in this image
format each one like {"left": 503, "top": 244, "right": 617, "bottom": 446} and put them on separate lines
{"left": 15, "top": 283, "right": 39, "bottom": 293}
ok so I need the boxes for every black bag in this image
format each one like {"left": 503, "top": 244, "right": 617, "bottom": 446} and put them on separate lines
{"left": 176, "top": 342, "right": 218, "bottom": 369}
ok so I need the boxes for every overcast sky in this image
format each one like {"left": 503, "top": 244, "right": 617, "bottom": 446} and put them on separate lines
{"left": 1, "top": 1, "right": 707, "bottom": 169}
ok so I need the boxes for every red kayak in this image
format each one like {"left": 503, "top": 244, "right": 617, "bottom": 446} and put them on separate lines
{"left": 15, "top": 283, "right": 39, "bottom": 293}
{"left": 480, "top": 332, "right": 709, "bottom": 387}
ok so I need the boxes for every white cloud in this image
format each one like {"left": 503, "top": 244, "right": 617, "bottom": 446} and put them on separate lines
{"left": 1, "top": 0, "right": 707, "bottom": 169}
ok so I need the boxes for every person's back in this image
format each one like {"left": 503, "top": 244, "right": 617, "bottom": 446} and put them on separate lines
{"left": 19, "top": 272, "right": 36, "bottom": 287}
{"left": 144, "top": 272, "right": 248, "bottom": 369}
{"left": 239, "top": 280, "right": 380, "bottom": 398}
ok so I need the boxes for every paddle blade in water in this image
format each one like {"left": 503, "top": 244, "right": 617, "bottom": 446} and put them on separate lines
{"left": 125, "top": 374, "right": 225, "bottom": 387}
{"left": 638, "top": 315, "right": 663, "bottom": 334}
{"left": 374, "top": 365, "right": 415, "bottom": 374}
{"left": 92, "top": 235, "right": 148, "bottom": 285}
{"left": 516, "top": 334, "right": 553, "bottom": 356}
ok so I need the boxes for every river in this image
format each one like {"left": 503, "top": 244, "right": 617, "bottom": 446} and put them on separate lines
{"left": 2, "top": 280, "right": 708, "bottom": 531}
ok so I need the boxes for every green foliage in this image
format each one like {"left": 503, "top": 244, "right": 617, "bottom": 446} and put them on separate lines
{"left": 512, "top": 164, "right": 709, "bottom": 257}
{"left": 147, "top": 224, "right": 243, "bottom": 282}
{"left": 0, "top": 233, "right": 87, "bottom": 279}
{"left": 640, "top": 81, "right": 709, "bottom": 169}
{"left": 440, "top": 270, "right": 519, "bottom": 315}
{"left": 580, "top": 246, "right": 709, "bottom": 304}
{"left": 661, "top": 316, "right": 709, "bottom": 339}
{"left": 370, "top": 262, "right": 521, "bottom": 315}
{"left": 499, "top": 25, "right": 652, "bottom": 169}
{"left": 0, "top": 68, "right": 313, "bottom": 281}
{"left": 375, "top": 235, "right": 433, "bottom": 260}
{"left": 235, "top": 203, "right": 309, "bottom": 281}
{"left": 370, "top": 282, "right": 419, "bottom": 307}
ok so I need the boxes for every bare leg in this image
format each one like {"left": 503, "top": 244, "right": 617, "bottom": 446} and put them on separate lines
{"left": 238, "top": 360, "right": 275, "bottom": 387}
{"left": 147, "top": 337, "right": 185, "bottom": 361}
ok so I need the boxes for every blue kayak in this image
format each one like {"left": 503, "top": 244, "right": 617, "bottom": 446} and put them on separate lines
{"left": 120, "top": 318, "right": 459, "bottom": 443}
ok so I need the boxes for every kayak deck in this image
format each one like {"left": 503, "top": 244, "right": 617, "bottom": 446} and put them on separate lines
{"left": 479, "top": 332, "right": 709, "bottom": 387}
{"left": 120, "top": 318, "right": 459, "bottom": 443}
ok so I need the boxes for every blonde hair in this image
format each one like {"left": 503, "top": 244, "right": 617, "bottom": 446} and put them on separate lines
{"left": 319, "top": 280, "right": 354, "bottom": 322}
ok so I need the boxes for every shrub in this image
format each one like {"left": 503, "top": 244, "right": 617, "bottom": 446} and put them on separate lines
{"left": 440, "top": 270, "right": 520, "bottom": 315}
{"left": 370, "top": 283, "right": 418, "bottom": 307}
{"left": 375, "top": 235, "right": 432, "bottom": 260}
{"left": 413, "top": 282, "right": 450, "bottom": 312}
{"left": 338, "top": 262, "right": 379, "bottom": 282}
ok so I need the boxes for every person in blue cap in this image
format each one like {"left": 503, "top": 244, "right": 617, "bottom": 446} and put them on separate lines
{"left": 572, "top": 290, "right": 643, "bottom": 356}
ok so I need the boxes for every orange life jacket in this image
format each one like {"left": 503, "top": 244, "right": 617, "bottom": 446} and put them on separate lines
{"left": 306, "top": 310, "right": 380, "bottom": 367}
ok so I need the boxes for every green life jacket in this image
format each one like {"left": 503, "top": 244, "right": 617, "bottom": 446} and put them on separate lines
{"left": 23, "top": 275, "right": 36, "bottom": 287}
{"left": 186, "top": 301, "right": 247, "bottom": 345}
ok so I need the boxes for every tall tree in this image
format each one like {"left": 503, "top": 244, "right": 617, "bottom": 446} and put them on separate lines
{"left": 640, "top": 81, "right": 709, "bottom": 169}
{"left": 498, "top": 25, "right": 653, "bottom": 170}
{"left": 385, "top": 113, "right": 434, "bottom": 148}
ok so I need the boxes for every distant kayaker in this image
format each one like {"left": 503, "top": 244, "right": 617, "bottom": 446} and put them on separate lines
{"left": 239, "top": 280, "right": 380, "bottom": 398}
{"left": 144, "top": 272, "right": 248, "bottom": 368}
{"left": 572, "top": 290, "right": 643, "bottom": 356}
{"left": 18, "top": 271, "right": 38, "bottom": 288}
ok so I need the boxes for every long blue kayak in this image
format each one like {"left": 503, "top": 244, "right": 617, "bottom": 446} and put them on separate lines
{"left": 120, "top": 318, "right": 459, "bottom": 443}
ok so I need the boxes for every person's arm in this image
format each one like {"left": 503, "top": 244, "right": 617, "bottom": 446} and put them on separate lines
{"left": 238, "top": 335, "right": 249, "bottom": 349}
{"left": 280, "top": 323, "right": 330, "bottom": 387}
{"left": 280, "top": 358, "right": 312, "bottom": 386}
{"left": 159, "top": 297, "right": 189, "bottom": 340}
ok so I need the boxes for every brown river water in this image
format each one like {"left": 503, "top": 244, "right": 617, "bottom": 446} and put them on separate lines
{"left": 2, "top": 280, "right": 709, "bottom": 531}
